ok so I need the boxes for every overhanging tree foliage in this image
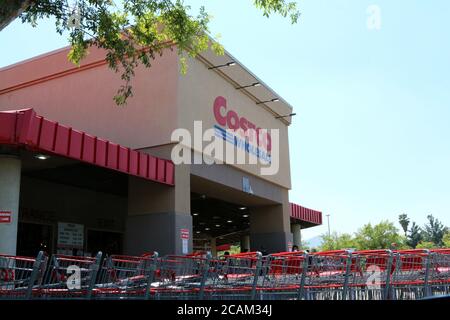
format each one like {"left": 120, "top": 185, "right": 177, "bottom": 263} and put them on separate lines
{"left": 0, "top": 0, "right": 300, "bottom": 105}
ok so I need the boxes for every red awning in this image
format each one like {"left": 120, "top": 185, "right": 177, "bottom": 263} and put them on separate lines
{"left": 0, "top": 108, "right": 174, "bottom": 186}
{"left": 290, "top": 203, "right": 322, "bottom": 225}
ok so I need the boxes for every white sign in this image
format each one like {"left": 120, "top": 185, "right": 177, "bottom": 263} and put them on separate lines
{"left": 182, "top": 239, "right": 188, "bottom": 255}
{"left": 181, "top": 228, "right": 190, "bottom": 254}
{"left": 57, "top": 222, "right": 84, "bottom": 249}
{"left": 0, "top": 211, "right": 12, "bottom": 224}
{"left": 242, "top": 177, "right": 253, "bottom": 194}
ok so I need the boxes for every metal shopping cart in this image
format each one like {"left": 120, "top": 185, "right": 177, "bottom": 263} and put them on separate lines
{"left": 94, "top": 252, "right": 159, "bottom": 300}
{"left": 37, "top": 252, "right": 102, "bottom": 299}
{"left": 203, "top": 252, "right": 263, "bottom": 300}
{"left": 427, "top": 249, "right": 450, "bottom": 297}
{"left": 256, "top": 251, "right": 308, "bottom": 300}
{"left": 0, "top": 251, "right": 48, "bottom": 300}
{"left": 346, "top": 250, "right": 395, "bottom": 300}
{"left": 390, "top": 249, "right": 431, "bottom": 300}
{"left": 152, "top": 254, "right": 210, "bottom": 300}
{"left": 302, "top": 250, "right": 352, "bottom": 300}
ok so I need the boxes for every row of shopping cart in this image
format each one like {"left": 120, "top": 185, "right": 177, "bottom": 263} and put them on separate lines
{"left": 0, "top": 249, "right": 449, "bottom": 300}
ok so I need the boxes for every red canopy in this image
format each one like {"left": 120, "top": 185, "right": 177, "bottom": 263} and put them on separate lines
{"left": 290, "top": 203, "right": 322, "bottom": 225}
{"left": 0, "top": 108, "right": 174, "bottom": 186}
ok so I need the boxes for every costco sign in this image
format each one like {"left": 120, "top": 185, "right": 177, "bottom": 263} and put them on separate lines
{"left": 213, "top": 96, "right": 272, "bottom": 163}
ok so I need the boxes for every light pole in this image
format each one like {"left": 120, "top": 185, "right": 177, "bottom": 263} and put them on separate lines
{"left": 326, "top": 214, "right": 331, "bottom": 237}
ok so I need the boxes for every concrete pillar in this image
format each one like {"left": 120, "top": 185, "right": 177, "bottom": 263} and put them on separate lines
{"left": 291, "top": 224, "right": 302, "bottom": 248}
{"left": 240, "top": 234, "right": 250, "bottom": 252}
{"left": 249, "top": 189, "right": 293, "bottom": 254}
{"left": 0, "top": 156, "right": 21, "bottom": 255}
{"left": 124, "top": 146, "right": 192, "bottom": 256}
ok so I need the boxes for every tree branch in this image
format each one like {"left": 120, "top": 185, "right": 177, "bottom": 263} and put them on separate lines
{"left": 0, "top": 0, "right": 34, "bottom": 31}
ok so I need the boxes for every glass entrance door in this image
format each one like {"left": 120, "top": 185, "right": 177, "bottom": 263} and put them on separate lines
{"left": 17, "top": 222, "right": 54, "bottom": 256}
{"left": 86, "top": 230, "right": 123, "bottom": 256}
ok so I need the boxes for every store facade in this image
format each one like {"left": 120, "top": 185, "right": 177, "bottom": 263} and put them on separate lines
{"left": 0, "top": 45, "right": 321, "bottom": 256}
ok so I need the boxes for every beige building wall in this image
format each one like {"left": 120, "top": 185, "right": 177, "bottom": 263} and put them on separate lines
{"left": 0, "top": 46, "right": 180, "bottom": 150}
{"left": 176, "top": 55, "right": 292, "bottom": 190}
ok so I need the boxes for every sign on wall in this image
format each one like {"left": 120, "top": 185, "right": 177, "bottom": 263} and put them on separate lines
{"left": 0, "top": 211, "right": 12, "bottom": 224}
{"left": 242, "top": 177, "right": 254, "bottom": 194}
{"left": 213, "top": 96, "right": 272, "bottom": 164}
{"left": 180, "top": 228, "right": 190, "bottom": 255}
{"left": 57, "top": 222, "right": 84, "bottom": 249}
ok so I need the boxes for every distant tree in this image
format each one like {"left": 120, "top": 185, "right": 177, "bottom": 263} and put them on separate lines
{"left": 416, "top": 241, "right": 439, "bottom": 249}
{"left": 320, "top": 232, "right": 357, "bottom": 251}
{"left": 423, "top": 215, "right": 448, "bottom": 247}
{"left": 406, "top": 222, "right": 423, "bottom": 249}
{"left": 398, "top": 214, "right": 410, "bottom": 237}
{"left": 354, "top": 221, "right": 404, "bottom": 250}
{"left": 299, "top": 240, "right": 310, "bottom": 251}
{"left": 443, "top": 232, "right": 450, "bottom": 248}
{"left": 320, "top": 218, "right": 448, "bottom": 251}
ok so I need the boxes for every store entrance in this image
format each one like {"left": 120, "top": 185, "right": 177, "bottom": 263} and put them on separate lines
{"left": 191, "top": 193, "right": 251, "bottom": 255}
{"left": 16, "top": 222, "right": 54, "bottom": 257}
{"left": 86, "top": 230, "right": 123, "bottom": 256}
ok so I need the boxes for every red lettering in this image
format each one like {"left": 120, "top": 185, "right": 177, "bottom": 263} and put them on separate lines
{"left": 214, "top": 96, "right": 227, "bottom": 126}
{"left": 239, "top": 117, "right": 249, "bottom": 132}
{"left": 227, "top": 110, "right": 240, "bottom": 130}
{"left": 213, "top": 96, "right": 272, "bottom": 152}
{"left": 256, "top": 128, "right": 263, "bottom": 149}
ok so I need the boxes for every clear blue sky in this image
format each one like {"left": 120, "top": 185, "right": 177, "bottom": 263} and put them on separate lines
{"left": 1, "top": 1, "right": 449, "bottom": 240}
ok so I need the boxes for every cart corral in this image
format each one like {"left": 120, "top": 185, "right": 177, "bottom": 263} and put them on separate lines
{"left": 0, "top": 249, "right": 449, "bottom": 300}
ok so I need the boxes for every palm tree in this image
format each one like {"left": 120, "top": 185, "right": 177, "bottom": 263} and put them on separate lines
{"left": 398, "top": 214, "right": 410, "bottom": 237}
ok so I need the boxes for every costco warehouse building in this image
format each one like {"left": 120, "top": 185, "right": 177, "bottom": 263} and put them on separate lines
{"left": 0, "top": 45, "right": 321, "bottom": 257}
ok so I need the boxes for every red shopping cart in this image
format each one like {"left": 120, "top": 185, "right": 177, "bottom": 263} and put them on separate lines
{"left": 0, "top": 251, "right": 48, "bottom": 300}
{"left": 203, "top": 252, "right": 263, "bottom": 300}
{"left": 427, "top": 249, "right": 450, "bottom": 297}
{"left": 256, "top": 251, "right": 308, "bottom": 300}
{"left": 152, "top": 254, "right": 211, "bottom": 300}
{"left": 390, "top": 249, "right": 430, "bottom": 300}
{"left": 302, "top": 250, "right": 352, "bottom": 300}
{"left": 37, "top": 252, "right": 102, "bottom": 299}
{"left": 346, "top": 250, "right": 395, "bottom": 300}
{"left": 94, "top": 253, "right": 159, "bottom": 299}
